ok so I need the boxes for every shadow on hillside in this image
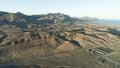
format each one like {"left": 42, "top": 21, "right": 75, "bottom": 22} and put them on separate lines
{"left": 70, "top": 40, "right": 83, "bottom": 48}
{"left": 108, "top": 28, "right": 120, "bottom": 36}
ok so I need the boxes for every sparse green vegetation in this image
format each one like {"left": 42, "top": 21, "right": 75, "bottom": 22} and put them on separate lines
{"left": 108, "top": 52, "right": 120, "bottom": 63}
{"left": 0, "top": 11, "right": 120, "bottom": 68}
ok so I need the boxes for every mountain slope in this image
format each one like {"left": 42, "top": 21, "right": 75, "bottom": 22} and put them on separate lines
{"left": 0, "top": 11, "right": 120, "bottom": 68}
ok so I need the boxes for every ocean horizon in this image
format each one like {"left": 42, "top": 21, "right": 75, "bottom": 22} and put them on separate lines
{"left": 92, "top": 19, "right": 120, "bottom": 25}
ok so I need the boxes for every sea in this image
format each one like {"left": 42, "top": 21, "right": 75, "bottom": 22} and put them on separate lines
{"left": 91, "top": 20, "right": 120, "bottom": 26}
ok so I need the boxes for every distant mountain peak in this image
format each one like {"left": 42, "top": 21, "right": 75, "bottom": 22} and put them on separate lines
{"left": 80, "top": 16, "right": 98, "bottom": 21}
{"left": 16, "top": 12, "right": 25, "bottom": 15}
{"left": 0, "top": 12, "right": 27, "bottom": 23}
{"left": 0, "top": 11, "right": 99, "bottom": 28}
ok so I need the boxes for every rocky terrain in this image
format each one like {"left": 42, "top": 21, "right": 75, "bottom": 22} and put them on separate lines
{"left": 0, "top": 11, "right": 120, "bottom": 68}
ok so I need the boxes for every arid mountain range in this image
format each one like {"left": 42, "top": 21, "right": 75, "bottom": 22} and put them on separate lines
{"left": 0, "top": 11, "right": 120, "bottom": 68}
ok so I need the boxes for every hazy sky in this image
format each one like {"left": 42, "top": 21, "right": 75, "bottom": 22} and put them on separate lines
{"left": 1, "top": 0, "right": 120, "bottom": 19}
